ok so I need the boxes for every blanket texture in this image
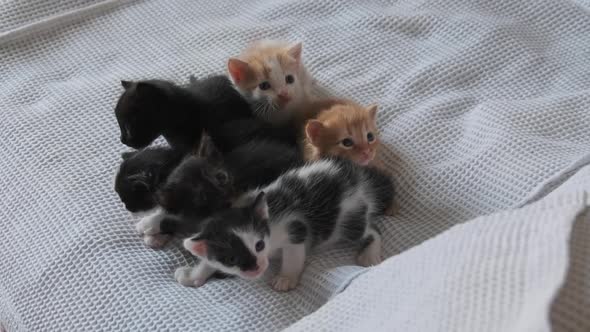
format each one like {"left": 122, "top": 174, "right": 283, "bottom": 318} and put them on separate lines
{"left": 1, "top": 0, "right": 589, "bottom": 331}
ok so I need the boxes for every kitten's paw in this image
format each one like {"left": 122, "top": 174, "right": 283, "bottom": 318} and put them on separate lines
{"left": 135, "top": 216, "right": 161, "bottom": 235}
{"left": 271, "top": 275, "right": 299, "bottom": 292}
{"left": 356, "top": 250, "right": 382, "bottom": 267}
{"left": 143, "top": 234, "right": 170, "bottom": 248}
{"left": 174, "top": 267, "right": 207, "bottom": 288}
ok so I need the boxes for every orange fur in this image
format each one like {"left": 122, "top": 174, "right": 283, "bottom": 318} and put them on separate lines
{"left": 227, "top": 40, "right": 314, "bottom": 125}
{"left": 303, "top": 100, "right": 381, "bottom": 167}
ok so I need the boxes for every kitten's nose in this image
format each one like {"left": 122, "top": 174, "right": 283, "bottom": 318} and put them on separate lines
{"left": 120, "top": 135, "right": 127, "bottom": 144}
{"left": 277, "top": 89, "right": 290, "bottom": 100}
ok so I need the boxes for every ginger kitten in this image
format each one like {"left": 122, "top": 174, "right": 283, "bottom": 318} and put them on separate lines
{"left": 227, "top": 40, "right": 314, "bottom": 125}
{"left": 304, "top": 101, "right": 381, "bottom": 167}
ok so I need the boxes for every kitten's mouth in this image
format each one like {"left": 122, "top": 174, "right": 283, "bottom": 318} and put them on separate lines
{"left": 240, "top": 258, "right": 269, "bottom": 279}
{"left": 277, "top": 96, "right": 291, "bottom": 105}
{"left": 358, "top": 157, "right": 372, "bottom": 166}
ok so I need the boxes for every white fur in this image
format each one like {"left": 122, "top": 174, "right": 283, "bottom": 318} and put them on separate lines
{"left": 135, "top": 208, "right": 165, "bottom": 235}
{"left": 272, "top": 243, "right": 306, "bottom": 291}
{"left": 174, "top": 262, "right": 217, "bottom": 288}
{"left": 293, "top": 159, "right": 339, "bottom": 180}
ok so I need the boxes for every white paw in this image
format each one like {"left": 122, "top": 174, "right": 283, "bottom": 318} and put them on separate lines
{"left": 135, "top": 216, "right": 161, "bottom": 235}
{"left": 356, "top": 250, "right": 382, "bottom": 267}
{"left": 143, "top": 234, "right": 170, "bottom": 248}
{"left": 173, "top": 267, "right": 202, "bottom": 287}
{"left": 272, "top": 275, "right": 299, "bottom": 292}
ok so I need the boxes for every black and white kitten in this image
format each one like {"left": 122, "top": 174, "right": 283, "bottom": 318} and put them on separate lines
{"left": 114, "top": 147, "right": 185, "bottom": 212}
{"left": 176, "top": 157, "right": 395, "bottom": 291}
{"left": 115, "top": 75, "right": 298, "bottom": 154}
{"left": 135, "top": 136, "right": 302, "bottom": 248}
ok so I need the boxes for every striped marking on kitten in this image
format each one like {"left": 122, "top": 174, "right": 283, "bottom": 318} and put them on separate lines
{"left": 177, "top": 157, "right": 395, "bottom": 291}
{"left": 228, "top": 40, "right": 314, "bottom": 125}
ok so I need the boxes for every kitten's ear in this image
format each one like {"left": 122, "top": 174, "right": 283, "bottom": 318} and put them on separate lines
{"left": 121, "top": 80, "right": 133, "bottom": 89}
{"left": 305, "top": 120, "right": 325, "bottom": 145}
{"left": 121, "top": 151, "right": 136, "bottom": 161}
{"left": 251, "top": 192, "right": 269, "bottom": 220}
{"left": 366, "top": 105, "right": 378, "bottom": 122}
{"left": 228, "top": 58, "right": 254, "bottom": 85}
{"left": 287, "top": 42, "right": 303, "bottom": 64}
{"left": 188, "top": 236, "right": 208, "bottom": 257}
{"left": 197, "top": 135, "right": 223, "bottom": 163}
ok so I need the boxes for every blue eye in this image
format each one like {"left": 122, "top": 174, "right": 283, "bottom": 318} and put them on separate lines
{"left": 255, "top": 240, "right": 265, "bottom": 252}
{"left": 259, "top": 82, "right": 271, "bottom": 90}
{"left": 367, "top": 132, "right": 375, "bottom": 142}
{"left": 285, "top": 75, "right": 295, "bottom": 84}
{"left": 341, "top": 138, "right": 354, "bottom": 147}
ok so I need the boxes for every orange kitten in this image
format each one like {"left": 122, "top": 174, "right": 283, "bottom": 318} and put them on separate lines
{"left": 228, "top": 40, "right": 314, "bottom": 125}
{"left": 304, "top": 100, "right": 381, "bottom": 167}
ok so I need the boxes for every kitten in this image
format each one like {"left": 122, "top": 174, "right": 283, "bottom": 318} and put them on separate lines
{"left": 227, "top": 40, "right": 315, "bottom": 126}
{"left": 303, "top": 100, "right": 381, "bottom": 167}
{"left": 114, "top": 147, "right": 185, "bottom": 213}
{"left": 114, "top": 79, "right": 206, "bottom": 152}
{"left": 135, "top": 136, "right": 302, "bottom": 248}
{"left": 176, "top": 157, "right": 395, "bottom": 291}
{"left": 115, "top": 75, "right": 298, "bottom": 153}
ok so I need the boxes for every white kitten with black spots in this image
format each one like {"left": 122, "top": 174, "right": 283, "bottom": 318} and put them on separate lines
{"left": 177, "top": 157, "right": 395, "bottom": 291}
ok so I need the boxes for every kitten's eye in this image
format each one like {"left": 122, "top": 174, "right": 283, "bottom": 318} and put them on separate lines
{"left": 341, "top": 138, "right": 354, "bottom": 148}
{"left": 215, "top": 171, "right": 229, "bottom": 184}
{"left": 258, "top": 81, "right": 271, "bottom": 90}
{"left": 226, "top": 256, "right": 238, "bottom": 265}
{"left": 367, "top": 132, "right": 375, "bottom": 142}
{"left": 255, "top": 240, "right": 265, "bottom": 252}
{"left": 285, "top": 75, "right": 295, "bottom": 84}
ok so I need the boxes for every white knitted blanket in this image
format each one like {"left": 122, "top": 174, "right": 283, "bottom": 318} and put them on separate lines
{"left": 1, "top": 0, "right": 589, "bottom": 331}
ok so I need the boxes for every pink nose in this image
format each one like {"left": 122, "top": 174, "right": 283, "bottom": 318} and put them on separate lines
{"left": 278, "top": 90, "right": 289, "bottom": 99}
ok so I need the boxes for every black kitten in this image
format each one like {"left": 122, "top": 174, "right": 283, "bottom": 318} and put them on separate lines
{"left": 115, "top": 80, "right": 205, "bottom": 152}
{"left": 115, "top": 75, "right": 298, "bottom": 154}
{"left": 114, "top": 147, "right": 185, "bottom": 212}
{"left": 135, "top": 136, "right": 302, "bottom": 248}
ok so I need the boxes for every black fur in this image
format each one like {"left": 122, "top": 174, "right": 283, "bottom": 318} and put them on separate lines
{"left": 287, "top": 221, "right": 307, "bottom": 244}
{"left": 340, "top": 204, "right": 369, "bottom": 242}
{"left": 114, "top": 147, "right": 185, "bottom": 212}
{"left": 115, "top": 75, "right": 298, "bottom": 153}
{"left": 223, "top": 139, "right": 304, "bottom": 192}
{"left": 157, "top": 154, "right": 233, "bottom": 221}
{"left": 115, "top": 79, "right": 205, "bottom": 152}
{"left": 154, "top": 137, "right": 301, "bottom": 235}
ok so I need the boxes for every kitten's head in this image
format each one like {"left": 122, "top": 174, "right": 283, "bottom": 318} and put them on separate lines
{"left": 114, "top": 151, "right": 158, "bottom": 212}
{"left": 227, "top": 41, "right": 306, "bottom": 123}
{"left": 115, "top": 80, "right": 164, "bottom": 149}
{"left": 183, "top": 192, "right": 271, "bottom": 279}
{"left": 306, "top": 103, "right": 380, "bottom": 166}
{"left": 157, "top": 137, "right": 233, "bottom": 218}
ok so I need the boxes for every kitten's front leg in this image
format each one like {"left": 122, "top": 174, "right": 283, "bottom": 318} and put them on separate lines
{"left": 135, "top": 208, "right": 165, "bottom": 235}
{"left": 135, "top": 208, "right": 172, "bottom": 248}
{"left": 174, "top": 262, "right": 217, "bottom": 288}
{"left": 272, "top": 244, "right": 306, "bottom": 292}
{"left": 357, "top": 225, "right": 382, "bottom": 267}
